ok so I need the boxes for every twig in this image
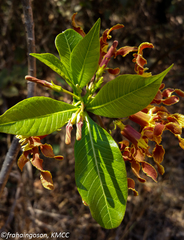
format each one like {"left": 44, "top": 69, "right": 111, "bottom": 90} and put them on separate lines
{"left": 0, "top": 138, "right": 21, "bottom": 197}
{"left": 22, "top": 0, "right": 36, "bottom": 97}
{"left": 0, "top": 0, "right": 36, "bottom": 198}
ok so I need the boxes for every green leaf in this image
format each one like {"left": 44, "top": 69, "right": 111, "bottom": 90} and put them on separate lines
{"left": 86, "top": 65, "right": 173, "bottom": 118}
{"left": 55, "top": 29, "right": 83, "bottom": 78}
{"left": 0, "top": 97, "right": 78, "bottom": 136}
{"left": 70, "top": 19, "right": 100, "bottom": 89}
{"left": 30, "top": 53, "right": 73, "bottom": 87}
{"left": 75, "top": 114, "right": 127, "bottom": 229}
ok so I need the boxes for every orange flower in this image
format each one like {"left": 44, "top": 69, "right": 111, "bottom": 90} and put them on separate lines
{"left": 115, "top": 120, "right": 157, "bottom": 184}
{"left": 71, "top": 13, "right": 86, "bottom": 37}
{"left": 99, "top": 40, "right": 119, "bottom": 69}
{"left": 72, "top": 14, "right": 137, "bottom": 76}
{"left": 132, "top": 42, "right": 154, "bottom": 76}
{"left": 128, "top": 85, "right": 184, "bottom": 176}
{"left": 99, "top": 24, "right": 124, "bottom": 63}
{"left": 99, "top": 26, "right": 137, "bottom": 75}
{"left": 127, "top": 178, "right": 138, "bottom": 196}
{"left": 17, "top": 135, "right": 63, "bottom": 190}
{"left": 151, "top": 83, "right": 184, "bottom": 106}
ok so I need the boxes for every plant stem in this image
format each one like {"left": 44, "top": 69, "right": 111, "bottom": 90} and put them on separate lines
{"left": 22, "top": 0, "right": 36, "bottom": 97}
{"left": 0, "top": 0, "right": 36, "bottom": 197}
{"left": 0, "top": 137, "right": 21, "bottom": 197}
{"left": 62, "top": 88, "right": 81, "bottom": 100}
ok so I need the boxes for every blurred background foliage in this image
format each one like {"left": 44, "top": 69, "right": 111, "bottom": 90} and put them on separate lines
{"left": 0, "top": 0, "right": 184, "bottom": 239}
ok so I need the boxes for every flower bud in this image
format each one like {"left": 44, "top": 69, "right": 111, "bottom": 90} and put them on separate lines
{"left": 76, "top": 120, "right": 83, "bottom": 141}
{"left": 65, "top": 120, "right": 73, "bottom": 145}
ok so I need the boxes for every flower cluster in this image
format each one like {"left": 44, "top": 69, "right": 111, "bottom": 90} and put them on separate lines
{"left": 72, "top": 13, "right": 138, "bottom": 77}
{"left": 17, "top": 135, "right": 63, "bottom": 190}
{"left": 115, "top": 45, "right": 184, "bottom": 195}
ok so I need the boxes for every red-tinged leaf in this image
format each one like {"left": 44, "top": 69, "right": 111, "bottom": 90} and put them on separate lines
{"left": 40, "top": 171, "right": 54, "bottom": 190}
{"left": 127, "top": 178, "right": 138, "bottom": 196}
{"left": 141, "top": 162, "right": 157, "bottom": 182}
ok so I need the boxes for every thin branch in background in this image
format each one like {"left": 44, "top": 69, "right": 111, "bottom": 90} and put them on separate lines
{"left": 22, "top": 0, "right": 36, "bottom": 97}
{"left": 0, "top": 138, "right": 21, "bottom": 197}
{"left": 0, "top": 0, "right": 36, "bottom": 197}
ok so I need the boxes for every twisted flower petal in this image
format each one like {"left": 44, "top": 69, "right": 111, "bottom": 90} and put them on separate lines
{"left": 132, "top": 42, "right": 154, "bottom": 76}
{"left": 72, "top": 13, "right": 85, "bottom": 37}
{"left": 17, "top": 135, "right": 63, "bottom": 190}
{"left": 127, "top": 178, "right": 138, "bottom": 196}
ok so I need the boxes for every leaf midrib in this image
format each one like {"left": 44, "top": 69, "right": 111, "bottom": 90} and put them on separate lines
{"left": 64, "top": 32, "right": 73, "bottom": 55}
{"left": 0, "top": 108, "right": 78, "bottom": 125}
{"left": 78, "top": 27, "right": 97, "bottom": 86}
{"left": 86, "top": 115, "right": 112, "bottom": 228}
